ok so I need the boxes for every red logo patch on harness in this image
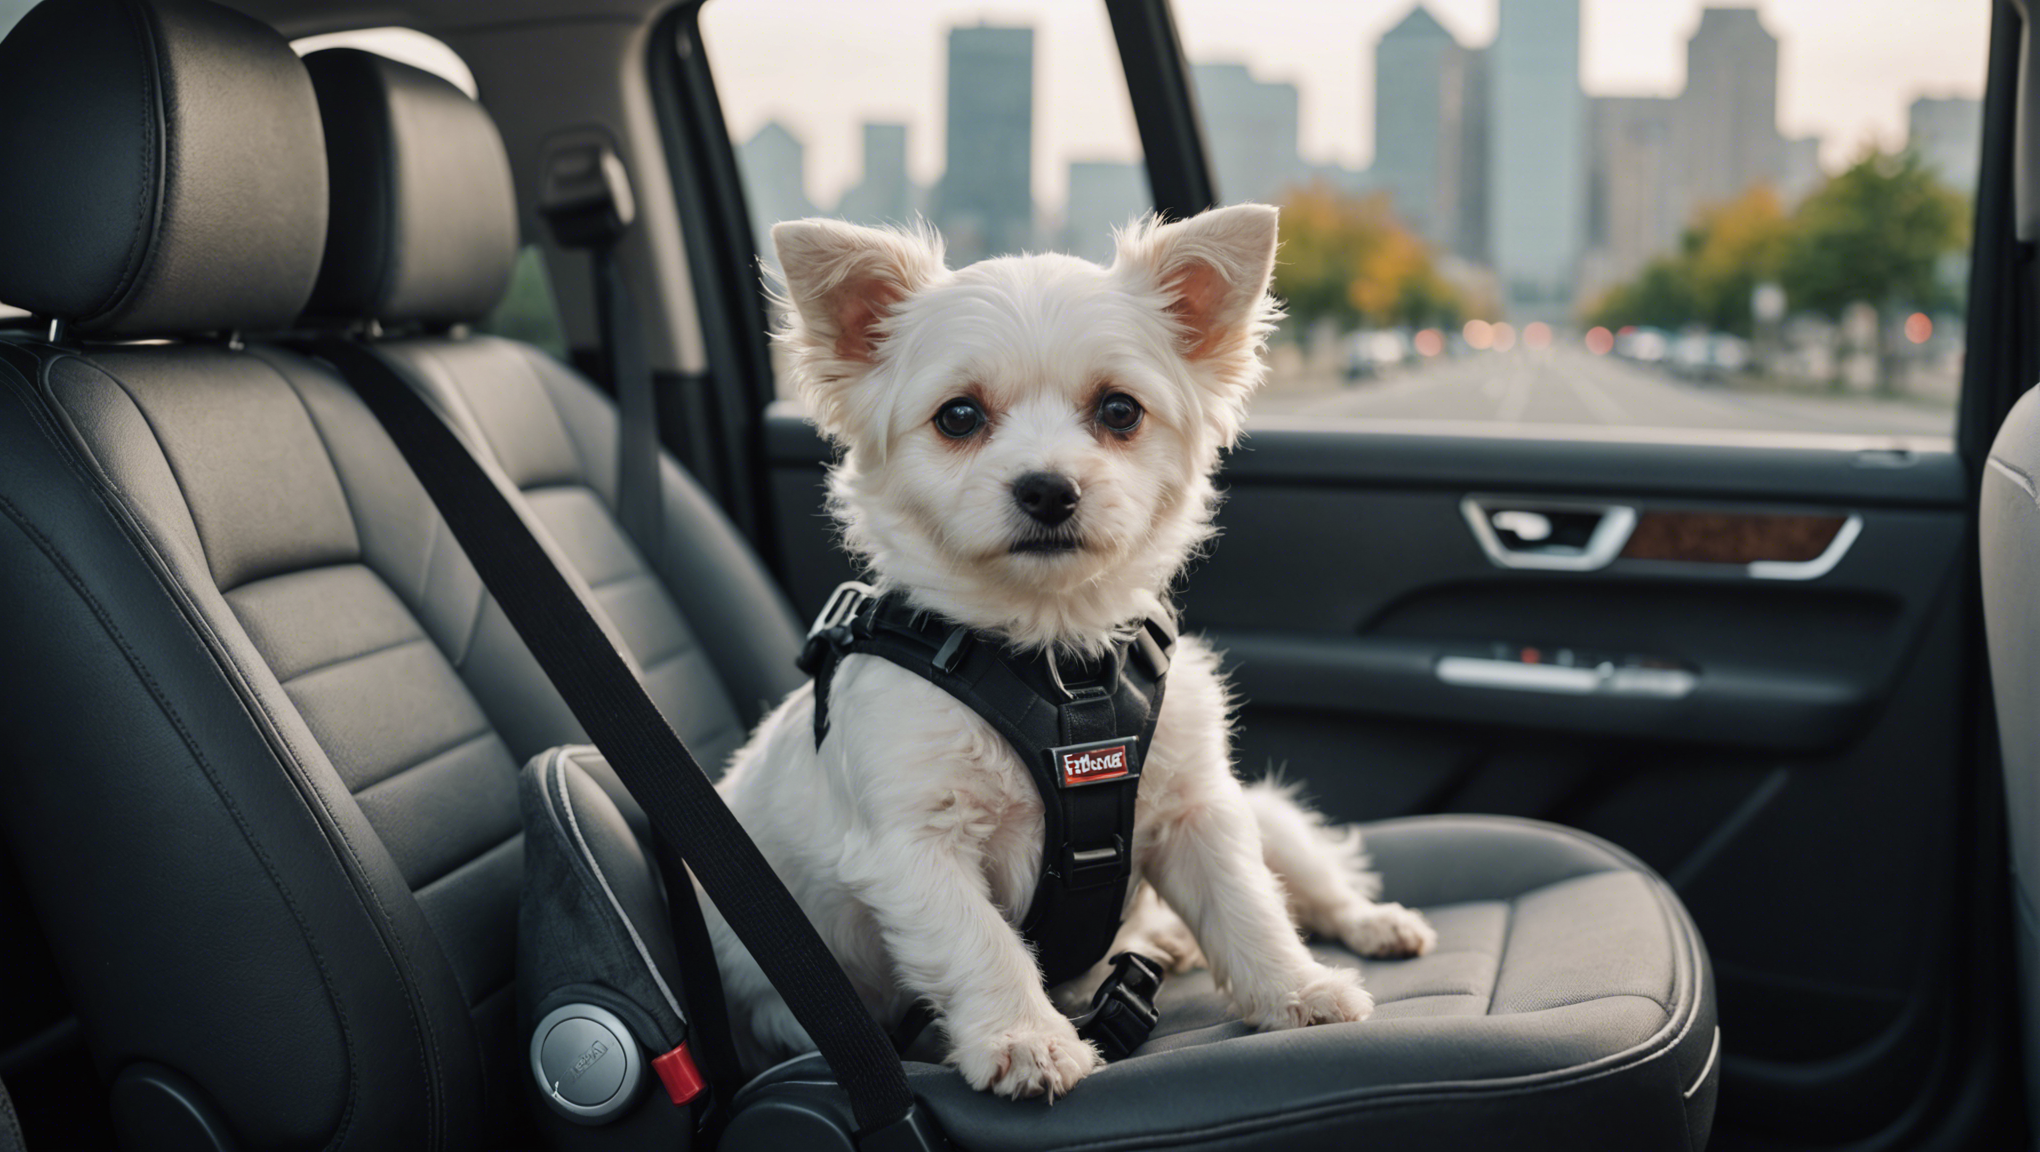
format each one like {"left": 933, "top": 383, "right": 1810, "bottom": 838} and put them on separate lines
{"left": 1060, "top": 744, "right": 1130, "bottom": 786}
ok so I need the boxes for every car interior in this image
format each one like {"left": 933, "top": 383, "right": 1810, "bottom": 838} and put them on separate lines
{"left": 0, "top": 0, "right": 2032, "bottom": 1149}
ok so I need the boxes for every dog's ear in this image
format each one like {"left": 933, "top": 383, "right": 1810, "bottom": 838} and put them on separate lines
{"left": 1115, "top": 204, "right": 1281, "bottom": 363}
{"left": 772, "top": 219, "right": 944, "bottom": 364}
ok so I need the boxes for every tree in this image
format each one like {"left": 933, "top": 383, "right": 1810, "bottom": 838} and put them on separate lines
{"left": 1776, "top": 148, "right": 1968, "bottom": 320}
{"left": 1274, "top": 182, "right": 1464, "bottom": 332}
{"left": 1586, "top": 186, "right": 1789, "bottom": 336}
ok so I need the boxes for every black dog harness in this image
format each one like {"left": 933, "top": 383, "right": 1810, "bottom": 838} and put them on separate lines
{"left": 797, "top": 582, "right": 1177, "bottom": 1058}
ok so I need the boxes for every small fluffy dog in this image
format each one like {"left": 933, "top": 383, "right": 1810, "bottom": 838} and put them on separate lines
{"left": 705, "top": 204, "right": 1435, "bottom": 1100}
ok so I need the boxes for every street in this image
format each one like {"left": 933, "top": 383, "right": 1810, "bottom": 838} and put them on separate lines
{"left": 1253, "top": 348, "right": 1956, "bottom": 437}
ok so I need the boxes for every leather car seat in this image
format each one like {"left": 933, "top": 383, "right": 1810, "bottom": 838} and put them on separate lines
{"left": 294, "top": 43, "right": 1724, "bottom": 1152}
{"left": 1983, "top": 385, "right": 2040, "bottom": 1128}
{"left": 0, "top": 1, "right": 692, "bottom": 1146}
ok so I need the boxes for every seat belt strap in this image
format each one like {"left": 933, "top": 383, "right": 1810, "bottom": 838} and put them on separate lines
{"left": 537, "top": 140, "right": 661, "bottom": 560}
{"left": 595, "top": 248, "right": 663, "bottom": 560}
{"left": 313, "top": 334, "right": 935, "bottom": 1147}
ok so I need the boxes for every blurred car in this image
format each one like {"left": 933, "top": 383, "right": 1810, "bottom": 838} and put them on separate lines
{"left": 1614, "top": 325, "right": 1670, "bottom": 364}
{"left": 1343, "top": 328, "right": 1412, "bottom": 380}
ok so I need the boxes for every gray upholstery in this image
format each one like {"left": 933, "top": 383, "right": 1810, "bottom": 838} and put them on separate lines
{"left": 1983, "top": 385, "right": 2040, "bottom": 1124}
{"left": 741, "top": 817, "right": 1718, "bottom": 1152}
{"left": 374, "top": 335, "right": 806, "bottom": 769}
{"left": 0, "top": 0, "right": 326, "bottom": 334}
{"left": 302, "top": 49, "right": 518, "bottom": 326}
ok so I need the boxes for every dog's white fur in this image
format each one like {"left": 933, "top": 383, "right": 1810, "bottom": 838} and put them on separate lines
{"left": 703, "top": 206, "right": 1435, "bottom": 1100}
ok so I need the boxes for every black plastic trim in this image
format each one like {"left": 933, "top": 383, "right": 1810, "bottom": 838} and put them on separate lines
{"left": 1104, "top": 0, "right": 1216, "bottom": 216}
{"left": 645, "top": 1, "right": 779, "bottom": 568}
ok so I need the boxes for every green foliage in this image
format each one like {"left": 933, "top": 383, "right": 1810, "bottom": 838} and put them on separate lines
{"left": 1587, "top": 148, "right": 1969, "bottom": 335}
{"left": 1274, "top": 183, "right": 1465, "bottom": 332}
{"left": 480, "top": 245, "right": 570, "bottom": 359}
{"left": 1776, "top": 149, "right": 1969, "bottom": 319}
{"left": 1589, "top": 187, "right": 1789, "bottom": 336}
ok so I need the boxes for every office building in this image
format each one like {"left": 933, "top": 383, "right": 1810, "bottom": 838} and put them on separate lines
{"left": 935, "top": 24, "right": 1035, "bottom": 262}
{"left": 1193, "top": 62, "right": 1304, "bottom": 206}
{"left": 836, "top": 122, "right": 914, "bottom": 226}
{"left": 1373, "top": 4, "right": 1486, "bottom": 259}
{"left": 1910, "top": 96, "right": 1984, "bottom": 194}
{"left": 1488, "top": 0, "right": 1586, "bottom": 321}
{"left": 737, "top": 121, "right": 816, "bottom": 266}
{"left": 1061, "top": 161, "right": 1148, "bottom": 265}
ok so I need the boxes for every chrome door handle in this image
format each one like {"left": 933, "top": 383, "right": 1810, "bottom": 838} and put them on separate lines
{"left": 1461, "top": 496, "right": 1637, "bottom": 572}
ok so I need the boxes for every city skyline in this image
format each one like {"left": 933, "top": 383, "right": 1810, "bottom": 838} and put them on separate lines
{"left": 738, "top": 0, "right": 1982, "bottom": 321}
{"left": 702, "top": 0, "right": 1988, "bottom": 217}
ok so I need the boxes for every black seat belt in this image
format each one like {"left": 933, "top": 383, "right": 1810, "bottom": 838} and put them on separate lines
{"left": 537, "top": 139, "right": 662, "bottom": 559}
{"left": 313, "top": 333, "right": 941, "bottom": 1151}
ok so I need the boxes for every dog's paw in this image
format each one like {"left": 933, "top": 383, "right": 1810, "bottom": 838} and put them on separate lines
{"left": 1339, "top": 902, "right": 1438, "bottom": 959}
{"left": 951, "top": 1020, "right": 1104, "bottom": 1101}
{"left": 1241, "top": 963, "right": 1375, "bottom": 1030}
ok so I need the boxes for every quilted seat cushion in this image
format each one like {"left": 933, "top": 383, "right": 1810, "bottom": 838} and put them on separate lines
{"left": 735, "top": 815, "right": 1717, "bottom": 1152}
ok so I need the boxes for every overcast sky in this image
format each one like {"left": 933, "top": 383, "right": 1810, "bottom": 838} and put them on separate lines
{"left": 700, "top": 0, "right": 1993, "bottom": 213}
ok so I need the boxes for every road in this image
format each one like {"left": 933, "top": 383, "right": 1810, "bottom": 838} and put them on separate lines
{"left": 1253, "top": 348, "right": 1955, "bottom": 437}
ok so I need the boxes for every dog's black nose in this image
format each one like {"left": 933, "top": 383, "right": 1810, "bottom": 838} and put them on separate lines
{"left": 1013, "top": 471, "right": 1079, "bottom": 526}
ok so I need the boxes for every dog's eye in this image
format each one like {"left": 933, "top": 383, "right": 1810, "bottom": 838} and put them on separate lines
{"left": 1097, "top": 393, "right": 1143, "bottom": 434}
{"left": 934, "top": 398, "right": 986, "bottom": 439}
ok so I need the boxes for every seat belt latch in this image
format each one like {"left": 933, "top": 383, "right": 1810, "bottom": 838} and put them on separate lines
{"left": 650, "top": 1041, "right": 707, "bottom": 1106}
{"left": 1073, "top": 952, "right": 1165, "bottom": 1061}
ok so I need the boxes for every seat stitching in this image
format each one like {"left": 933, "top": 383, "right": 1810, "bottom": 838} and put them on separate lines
{"left": 586, "top": 567, "right": 656, "bottom": 594}
{"left": 509, "top": 339, "right": 595, "bottom": 488}
{"left": 0, "top": 493, "right": 368, "bottom": 1150}
{"left": 1988, "top": 455, "right": 2040, "bottom": 504}
{"left": 249, "top": 352, "right": 459, "bottom": 1145}
{"left": 59, "top": 357, "right": 224, "bottom": 586}
{"left": 346, "top": 728, "right": 497, "bottom": 797}
{"left": 11, "top": 358, "right": 380, "bottom": 1149}
{"left": 1484, "top": 898, "right": 1515, "bottom": 1015}
{"left": 85, "top": 0, "right": 160, "bottom": 323}
{"left": 410, "top": 829, "right": 522, "bottom": 902}
{"left": 278, "top": 633, "right": 430, "bottom": 687}
{"left": 636, "top": 633, "right": 701, "bottom": 673}
{"left": 1028, "top": 995, "right": 1695, "bottom": 1152}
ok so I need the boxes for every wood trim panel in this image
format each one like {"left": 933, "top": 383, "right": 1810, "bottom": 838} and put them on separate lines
{"left": 1619, "top": 511, "right": 1847, "bottom": 565}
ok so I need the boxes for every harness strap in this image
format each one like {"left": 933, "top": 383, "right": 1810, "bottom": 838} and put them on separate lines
{"left": 798, "top": 585, "right": 1175, "bottom": 993}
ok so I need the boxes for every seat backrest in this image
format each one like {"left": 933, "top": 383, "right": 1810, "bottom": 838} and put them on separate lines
{"left": 0, "top": 2, "right": 625, "bottom": 1145}
{"left": 1983, "top": 385, "right": 2040, "bottom": 1124}
{"left": 299, "top": 47, "right": 805, "bottom": 774}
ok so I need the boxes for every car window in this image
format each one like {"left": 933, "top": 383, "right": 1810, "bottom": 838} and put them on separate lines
{"left": 1169, "top": 0, "right": 1988, "bottom": 439}
{"left": 698, "top": 0, "right": 1155, "bottom": 397}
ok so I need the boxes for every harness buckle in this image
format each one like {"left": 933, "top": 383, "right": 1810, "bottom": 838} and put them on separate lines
{"left": 1073, "top": 952, "right": 1166, "bottom": 1061}
{"left": 797, "top": 581, "right": 877, "bottom": 675}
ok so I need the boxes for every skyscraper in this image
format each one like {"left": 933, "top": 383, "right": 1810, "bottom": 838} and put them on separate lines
{"left": 1910, "top": 97, "right": 1983, "bottom": 194}
{"left": 837, "top": 123, "right": 914, "bottom": 226}
{"left": 736, "top": 121, "right": 816, "bottom": 267}
{"left": 1584, "top": 96, "right": 1678, "bottom": 303}
{"left": 1061, "top": 162, "right": 1149, "bottom": 264}
{"left": 935, "top": 25, "right": 1034, "bottom": 263}
{"left": 1373, "top": 5, "right": 1485, "bottom": 259}
{"left": 1488, "top": 0, "right": 1586, "bottom": 321}
{"left": 1192, "top": 62, "right": 1303, "bottom": 206}
{"left": 1678, "top": 7, "right": 1784, "bottom": 216}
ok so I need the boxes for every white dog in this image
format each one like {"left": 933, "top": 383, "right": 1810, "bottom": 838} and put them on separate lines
{"left": 704, "top": 204, "right": 1436, "bottom": 1101}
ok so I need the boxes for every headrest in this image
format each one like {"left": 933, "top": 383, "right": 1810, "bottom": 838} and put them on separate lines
{"left": 303, "top": 48, "right": 519, "bottom": 327}
{"left": 0, "top": 0, "right": 328, "bottom": 336}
